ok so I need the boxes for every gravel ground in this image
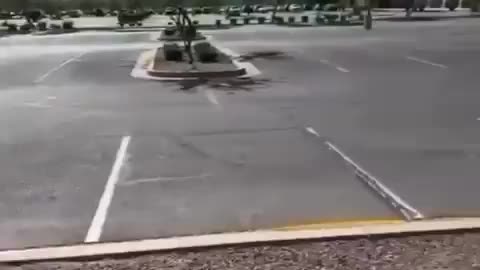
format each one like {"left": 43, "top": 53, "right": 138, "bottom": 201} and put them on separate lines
{"left": 4, "top": 232, "right": 480, "bottom": 270}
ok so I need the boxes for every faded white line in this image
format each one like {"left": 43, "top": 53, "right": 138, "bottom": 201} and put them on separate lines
{"left": 85, "top": 136, "right": 131, "bottom": 243}
{"left": 119, "top": 174, "right": 211, "bottom": 187}
{"left": 324, "top": 141, "right": 424, "bottom": 220}
{"left": 406, "top": 56, "right": 447, "bottom": 69}
{"left": 305, "top": 126, "right": 320, "bottom": 137}
{"left": 205, "top": 89, "right": 220, "bottom": 107}
{"left": 320, "top": 59, "right": 350, "bottom": 73}
{"left": 34, "top": 52, "right": 87, "bottom": 83}
{"left": 22, "top": 102, "right": 52, "bottom": 109}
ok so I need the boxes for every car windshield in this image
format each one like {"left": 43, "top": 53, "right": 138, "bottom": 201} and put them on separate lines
{"left": 1, "top": 0, "right": 479, "bottom": 268}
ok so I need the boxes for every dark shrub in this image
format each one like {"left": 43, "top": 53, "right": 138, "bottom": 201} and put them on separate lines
{"left": 20, "top": 23, "right": 34, "bottom": 31}
{"left": 51, "top": 23, "right": 61, "bottom": 29}
{"left": 301, "top": 15, "right": 309, "bottom": 23}
{"left": 230, "top": 18, "right": 237, "bottom": 25}
{"left": 194, "top": 42, "right": 218, "bottom": 63}
{"left": 288, "top": 16, "right": 295, "bottom": 24}
{"left": 215, "top": 19, "right": 221, "bottom": 27}
{"left": 164, "top": 43, "right": 183, "bottom": 61}
{"left": 7, "top": 24, "right": 17, "bottom": 32}
{"left": 95, "top": 8, "right": 105, "bottom": 17}
{"left": 257, "top": 17, "right": 266, "bottom": 24}
{"left": 164, "top": 27, "right": 176, "bottom": 36}
{"left": 62, "top": 20, "right": 74, "bottom": 29}
{"left": 37, "top": 21, "right": 47, "bottom": 31}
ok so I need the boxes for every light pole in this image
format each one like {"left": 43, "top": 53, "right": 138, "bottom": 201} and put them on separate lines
{"left": 364, "top": 0, "right": 372, "bottom": 30}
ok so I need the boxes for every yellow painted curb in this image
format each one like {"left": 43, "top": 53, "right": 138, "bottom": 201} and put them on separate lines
{"left": 274, "top": 218, "right": 405, "bottom": 231}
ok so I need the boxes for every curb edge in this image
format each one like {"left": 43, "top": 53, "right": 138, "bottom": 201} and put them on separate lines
{"left": 2, "top": 218, "right": 480, "bottom": 263}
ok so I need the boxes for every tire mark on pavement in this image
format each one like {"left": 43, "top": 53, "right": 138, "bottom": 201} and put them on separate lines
{"left": 34, "top": 52, "right": 87, "bottom": 83}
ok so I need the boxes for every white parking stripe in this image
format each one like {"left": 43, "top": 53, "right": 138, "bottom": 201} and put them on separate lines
{"left": 85, "top": 136, "right": 131, "bottom": 243}
{"left": 34, "top": 52, "right": 87, "bottom": 83}
{"left": 406, "top": 56, "right": 448, "bottom": 69}
{"left": 324, "top": 140, "right": 424, "bottom": 221}
{"left": 319, "top": 59, "right": 350, "bottom": 73}
{"left": 304, "top": 127, "right": 423, "bottom": 221}
{"left": 205, "top": 89, "right": 219, "bottom": 106}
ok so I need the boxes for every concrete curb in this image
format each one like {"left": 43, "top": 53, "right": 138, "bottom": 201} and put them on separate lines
{"left": 2, "top": 218, "right": 480, "bottom": 263}
{"left": 147, "top": 68, "right": 246, "bottom": 79}
{"left": 145, "top": 44, "right": 249, "bottom": 80}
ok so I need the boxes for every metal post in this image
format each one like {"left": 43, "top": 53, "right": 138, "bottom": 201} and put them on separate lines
{"left": 364, "top": 0, "right": 372, "bottom": 30}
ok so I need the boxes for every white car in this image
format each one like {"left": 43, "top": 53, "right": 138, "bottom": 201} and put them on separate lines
{"left": 289, "top": 4, "right": 303, "bottom": 12}
{"left": 259, "top": 5, "right": 275, "bottom": 13}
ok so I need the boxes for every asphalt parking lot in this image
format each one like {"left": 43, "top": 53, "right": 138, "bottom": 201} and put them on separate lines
{"left": 1, "top": 18, "right": 480, "bottom": 250}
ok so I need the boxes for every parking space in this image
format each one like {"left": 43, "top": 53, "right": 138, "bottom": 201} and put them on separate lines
{"left": 0, "top": 135, "right": 119, "bottom": 250}
{"left": 102, "top": 129, "right": 396, "bottom": 242}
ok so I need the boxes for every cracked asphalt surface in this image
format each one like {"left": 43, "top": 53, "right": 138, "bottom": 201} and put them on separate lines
{"left": 1, "top": 18, "right": 480, "bottom": 250}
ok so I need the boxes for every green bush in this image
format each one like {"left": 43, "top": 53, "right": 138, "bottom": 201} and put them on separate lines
{"left": 7, "top": 24, "right": 17, "bottom": 32}
{"left": 37, "top": 21, "right": 47, "bottom": 31}
{"left": 258, "top": 17, "right": 266, "bottom": 24}
{"left": 194, "top": 42, "right": 218, "bottom": 63}
{"left": 164, "top": 43, "right": 183, "bottom": 61}
{"left": 51, "top": 23, "right": 61, "bottom": 29}
{"left": 20, "top": 23, "right": 34, "bottom": 31}
{"left": 164, "top": 27, "right": 176, "bottom": 36}
{"left": 62, "top": 20, "right": 74, "bottom": 29}
{"left": 273, "top": 16, "right": 284, "bottom": 24}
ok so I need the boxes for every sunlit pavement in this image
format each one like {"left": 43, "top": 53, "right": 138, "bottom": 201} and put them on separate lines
{"left": 1, "top": 18, "right": 480, "bottom": 250}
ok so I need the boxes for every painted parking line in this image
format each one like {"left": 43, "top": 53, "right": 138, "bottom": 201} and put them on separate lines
{"left": 34, "top": 52, "right": 87, "bottom": 83}
{"left": 319, "top": 59, "right": 350, "bottom": 73}
{"left": 406, "top": 56, "right": 448, "bottom": 69}
{"left": 205, "top": 88, "right": 221, "bottom": 108}
{"left": 304, "top": 127, "right": 424, "bottom": 221}
{"left": 85, "top": 136, "right": 131, "bottom": 243}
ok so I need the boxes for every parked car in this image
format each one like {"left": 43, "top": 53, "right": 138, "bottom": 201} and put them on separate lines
{"left": 201, "top": 7, "right": 212, "bottom": 14}
{"left": 0, "top": 11, "right": 12, "bottom": 19}
{"left": 164, "top": 7, "right": 176, "bottom": 15}
{"left": 23, "top": 9, "right": 46, "bottom": 22}
{"left": 227, "top": 6, "right": 241, "bottom": 16}
{"left": 289, "top": 4, "right": 304, "bottom": 12}
{"left": 192, "top": 7, "right": 202, "bottom": 15}
{"left": 259, "top": 5, "right": 275, "bottom": 13}
{"left": 66, "top": 9, "right": 83, "bottom": 18}
{"left": 322, "top": 3, "right": 341, "bottom": 11}
{"left": 304, "top": 4, "right": 314, "bottom": 10}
